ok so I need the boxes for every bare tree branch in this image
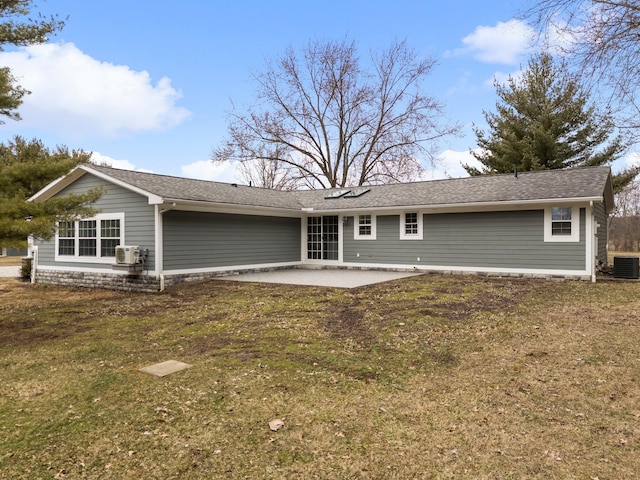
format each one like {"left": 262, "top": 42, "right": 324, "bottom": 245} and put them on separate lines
{"left": 524, "top": 0, "right": 640, "bottom": 138}
{"left": 213, "top": 38, "right": 460, "bottom": 189}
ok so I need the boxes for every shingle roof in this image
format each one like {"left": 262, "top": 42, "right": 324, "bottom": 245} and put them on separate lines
{"left": 84, "top": 164, "right": 613, "bottom": 213}
{"left": 87, "top": 164, "right": 301, "bottom": 210}
{"left": 293, "top": 166, "right": 613, "bottom": 211}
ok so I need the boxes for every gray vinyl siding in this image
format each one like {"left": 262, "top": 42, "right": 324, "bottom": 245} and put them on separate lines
{"left": 36, "top": 174, "right": 156, "bottom": 270}
{"left": 344, "top": 209, "right": 586, "bottom": 271}
{"left": 163, "top": 211, "right": 301, "bottom": 270}
{"left": 593, "top": 202, "right": 608, "bottom": 264}
{"left": 2, "top": 247, "right": 27, "bottom": 256}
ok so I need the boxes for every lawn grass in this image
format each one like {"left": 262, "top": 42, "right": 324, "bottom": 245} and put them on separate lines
{"left": 608, "top": 251, "right": 640, "bottom": 265}
{"left": 0, "top": 256, "right": 21, "bottom": 266}
{"left": 1, "top": 274, "right": 639, "bottom": 479}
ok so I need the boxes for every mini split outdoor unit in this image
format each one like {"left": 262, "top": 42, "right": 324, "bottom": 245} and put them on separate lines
{"left": 115, "top": 245, "right": 140, "bottom": 265}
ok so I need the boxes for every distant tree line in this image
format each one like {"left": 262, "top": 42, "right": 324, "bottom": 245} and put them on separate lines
{"left": 609, "top": 217, "right": 640, "bottom": 252}
{"left": 609, "top": 178, "right": 640, "bottom": 252}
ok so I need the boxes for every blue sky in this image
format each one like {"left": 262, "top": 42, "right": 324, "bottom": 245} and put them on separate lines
{"left": 2, "top": 0, "right": 637, "bottom": 183}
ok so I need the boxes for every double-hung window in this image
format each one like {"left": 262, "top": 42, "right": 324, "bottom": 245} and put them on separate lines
{"left": 354, "top": 214, "right": 376, "bottom": 240}
{"left": 400, "top": 212, "right": 423, "bottom": 240}
{"left": 544, "top": 206, "right": 579, "bottom": 242}
{"left": 57, "top": 221, "right": 76, "bottom": 256}
{"left": 100, "top": 219, "right": 121, "bottom": 257}
{"left": 551, "top": 207, "right": 572, "bottom": 236}
{"left": 55, "top": 213, "right": 124, "bottom": 262}
{"left": 78, "top": 220, "right": 97, "bottom": 256}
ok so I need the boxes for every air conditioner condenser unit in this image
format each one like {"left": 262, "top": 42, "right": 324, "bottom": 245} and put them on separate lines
{"left": 613, "top": 256, "right": 639, "bottom": 279}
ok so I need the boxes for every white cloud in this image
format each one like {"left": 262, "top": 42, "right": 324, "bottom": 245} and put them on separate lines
{"left": 184, "top": 153, "right": 482, "bottom": 184}
{"left": 0, "top": 42, "right": 191, "bottom": 138}
{"left": 454, "top": 19, "right": 535, "bottom": 65}
{"left": 89, "top": 152, "right": 154, "bottom": 173}
{"left": 181, "top": 159, "right": 241, "bottom": 183}
{"left": 423, "top": 149, "right": 483, "bottom": 179}
{"left": 487, "top": 68, "right": 526, "bottom": 88}
{"left": 90, "top": 152, "right": 136, "bottom": 170}
{"left": 623, "top": 151, "right": 640, "bottom": 170}
{"left": 545, "top": 19, "right": 580, "bottom": 57}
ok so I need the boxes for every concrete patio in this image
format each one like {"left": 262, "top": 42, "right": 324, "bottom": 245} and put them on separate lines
{"left": 0, "top": 266, "right": 20, "bottom": 278}
{"left": 217, "top": 268, "right": 423, "bottom": 288}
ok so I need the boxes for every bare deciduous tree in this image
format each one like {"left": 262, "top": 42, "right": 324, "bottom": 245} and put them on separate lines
{"left": 236, "top": 156, "right": 300, "bottom": 191}
{"left": 525, "top": 1, "right": 640, "bottom": 133}
{"left": 609, "top": 177, "right": 640, "bottom": 251}
{"left": 213, "top": 39, "right": 459, "bottom": 189}
{"left": 614, "top": 177, "right": 640, "bottom": 217}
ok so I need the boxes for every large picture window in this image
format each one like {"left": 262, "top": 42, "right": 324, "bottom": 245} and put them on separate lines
{"left": 55, "top": 213, "right": 124, "bottom": 262}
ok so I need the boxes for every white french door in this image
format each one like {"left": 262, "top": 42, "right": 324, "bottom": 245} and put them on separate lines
{"left": 307, "top": 216, "right": 339, "bottom": 261}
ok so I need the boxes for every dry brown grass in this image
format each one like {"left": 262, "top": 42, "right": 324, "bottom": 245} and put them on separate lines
{"left": 0, "top": 256, "right": 22, "bottom": 266}
{"left": 608, "top": 250, "right": 640, "bottom": 264}
{"left": 1, "top": 274, "right": 639, "bottom": 479}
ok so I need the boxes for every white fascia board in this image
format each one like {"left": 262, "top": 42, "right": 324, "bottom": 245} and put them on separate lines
{"left": 307, "top": 197, "right": 603, "bottom": 215}
{"left": 28, "top": 164, "right": 164, "bottom": 205}
{"left": 164, "top": 199, "right": 302, "bottom": 218}
{"left": 28, "top": 165, "right": 87, "bottom": 201}
{"left": 79, "top": 165, "right": 164, "bottom": 204}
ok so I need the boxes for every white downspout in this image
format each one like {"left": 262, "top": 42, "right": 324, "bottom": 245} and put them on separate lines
{"left": 156, "top": 202, "right": 176, "bottom": 291}
{"left": 155, "top": 205, "right": 163, "bottom": 291}
{"left": 31, "top": 245, "right": 38, "bottom": 284}
{"left": 589, "top": 201, "right": 596, "bottom": 283}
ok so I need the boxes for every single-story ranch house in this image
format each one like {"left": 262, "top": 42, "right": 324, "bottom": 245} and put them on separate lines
{"left": 28, "top": 164, "right": 614, "bottom": 291}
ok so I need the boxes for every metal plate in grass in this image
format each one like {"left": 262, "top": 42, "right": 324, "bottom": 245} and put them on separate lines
{"left": 139, "top": 360, "right": 193, "bottom": 377}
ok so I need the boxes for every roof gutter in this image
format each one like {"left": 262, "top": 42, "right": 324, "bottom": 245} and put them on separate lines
{"left": 161, "top": 198, "right": 302, "bottom": 217}
{"left": 305, "top": 196, "right": 605, "bottom": 215}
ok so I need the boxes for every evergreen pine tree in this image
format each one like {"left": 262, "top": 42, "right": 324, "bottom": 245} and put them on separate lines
{"left": 0, "top": 1, "right": 65, "bottom": 123}
{"left": 466, "top": 52, "right": 635, "bottom": 192}
{"left": 0, "top": 136, "right": 101, "bottom": 248}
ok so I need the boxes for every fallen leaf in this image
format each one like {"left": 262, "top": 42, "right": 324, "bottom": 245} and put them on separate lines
{"left": 269, "top": 419, "right": 285, "bottom": 431}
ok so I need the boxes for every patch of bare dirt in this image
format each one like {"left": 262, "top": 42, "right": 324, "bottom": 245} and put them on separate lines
{"left": 387, "top": 277, "right": 550, "bottom": 321}
{"left": 0, "top": 318, "right": 91, "bottom": 346}
{"left": 323, "top": 296, "right": 375, "bottom": 345}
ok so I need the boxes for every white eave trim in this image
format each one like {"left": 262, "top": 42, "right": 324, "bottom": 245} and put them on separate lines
{"left": 79, "top": 166, "right": 164, "bottom": 204}
{"left": 164, "top": 198, "right": 303, "bottom": 218}
{"left": 28, "top": 164, "right": 164, "bottom": 205}
{"left": 304, "top": 196, "right": 604, "bottom": 215}
{"left": 29, "top": 165, "right": 86, "bottom": 201}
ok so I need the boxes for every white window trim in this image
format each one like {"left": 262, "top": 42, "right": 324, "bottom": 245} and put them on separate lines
{"left": 354, "top": 214, "right": 377, "bottom": 240}
{"left": 400, "top": 211, "right": 423, "bottom": 240}
{"left": 55, "top": 212, "right": 125, "bottom": 263}
{"left": 544, "top": 206, "right": 579, "bottom": 242}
